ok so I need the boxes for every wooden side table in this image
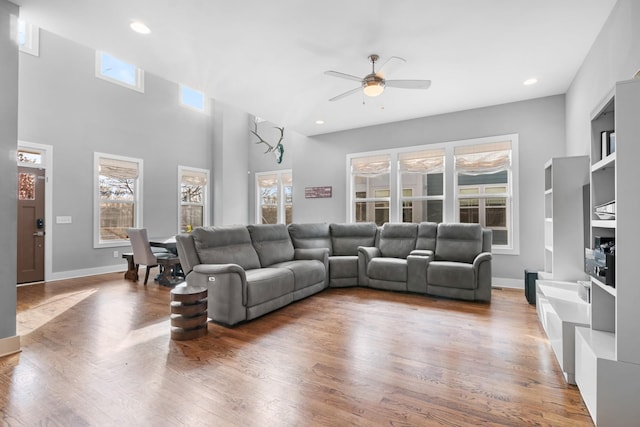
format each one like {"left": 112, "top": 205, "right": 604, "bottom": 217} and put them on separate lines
{"left": 170, "top": 285, "right": 208, "bottom": 340}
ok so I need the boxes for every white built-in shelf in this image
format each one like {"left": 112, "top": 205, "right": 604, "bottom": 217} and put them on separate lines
{"left": 576, "top": 326, "right": 616, "bottom": 361}
{"left": 591, "top": 276, "right": 616, "bottom": 297}
{"left": 591, "top": 219, "right": 616, "bottom": 228}
{"left": 591, "top": 152, "right": 616, "bottom": 173}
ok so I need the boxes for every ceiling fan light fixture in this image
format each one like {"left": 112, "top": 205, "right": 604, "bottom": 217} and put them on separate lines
{"left": 363, "top": 75, "right": 385, "bottom": 97}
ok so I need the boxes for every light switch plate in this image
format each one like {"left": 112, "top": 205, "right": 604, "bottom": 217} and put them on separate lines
{"left": 56, "top": 216, "right": 72, "bottom": 224}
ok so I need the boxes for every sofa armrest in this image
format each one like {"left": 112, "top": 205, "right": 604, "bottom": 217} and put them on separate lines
{"left": 409, "top": 249, "right": 433, "bottom": 258}
{"left": 193, "top": 263, "right": 246, "bottom": 276}
{"left": 189, "top": 264, "right": 249, "bottom": 324}
{"left": 473, "top": 252, "right": 493, "bottom": 302}
{"left": 472, "top": 252, "right": 492, "bottom": 269}
{"left": 357, "top": 246, "right": 380, "bottom": 287}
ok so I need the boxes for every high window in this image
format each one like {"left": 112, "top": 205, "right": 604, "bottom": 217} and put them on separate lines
{"left": 256, "top": 170, "right": 292, "bottom": 224}
{"left": 454, "top": 141, "right": 513, "bottom": 249}
{"left": 347, "top": 135, "right": 518, "bottom": 254}
{"left": 180, "top": 85, "right": 206, "bottom": 112}
{"left": 17, "top": 19, "right": 39, "bottom": 56}
{"left": 178, "top": 166, "right": 209, "bottom": 232}
{"left": 94, "top": 153, "right": 143, "bottom": 247}
{"left": 95, "top": 51, "right": 144, "bottom": 92}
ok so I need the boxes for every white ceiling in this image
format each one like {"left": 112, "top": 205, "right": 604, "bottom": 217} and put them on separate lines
{"left": 15, "top": 0, "right": 617, "bottom": 136}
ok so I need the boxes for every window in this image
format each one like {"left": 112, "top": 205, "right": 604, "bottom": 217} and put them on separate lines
{"left": 256, "top": 170, "right": 292, "bottom": 224}
{"left": 347, "top": 134, "right": 518, "bottom": 254}
{"left": 351, "top": 155, "right": 391, "bottom": 226}
{"left": 180, "top": 85, "right": 206, "bottom": 112}
{"left": 398, "top": 149, "right": 445, "bottom": 223}
{"left": 94, "top": 153, "right": 143, "bottom": 247}
{"left": 454, "top": 140, "right": 513, "bottom": 249}
{"left": 95, "top": 51, "right": 144, "bottom": 92}
{"left": 178, "top": 166, "right": 209, "bottom": 232}
{"left": 17, "top": 19, "right": 39, "bottom": 56}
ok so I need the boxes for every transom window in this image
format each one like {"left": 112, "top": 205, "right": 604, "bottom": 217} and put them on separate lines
{"left": 178, "top": 166, "right": 209, "bottom": 232}
{"left": 95, "top": 51, "right": 144, "bottom": 92}
{"left": 94, "top": 153, "right": 143, "bottom": 247}
{"left": 180, "top": 85, "right": 206, "bottom": 112}
{"left": 17, "top": 19, "right": 39, "bottom": 56}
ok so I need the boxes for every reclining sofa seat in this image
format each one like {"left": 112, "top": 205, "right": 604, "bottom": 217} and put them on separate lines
{"left": 175, "top": 224, "right": 327, "bottom": 326}
{"left": 426, "top": 223, "right": 492, "bottom": 302}
{"left": 287, "top": 222, "right": 378, "bottom": 287}
{"left": 358, "top": 222, "right": 432, "bottom": 292}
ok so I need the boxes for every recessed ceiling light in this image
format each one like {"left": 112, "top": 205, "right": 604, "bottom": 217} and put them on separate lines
{"left": 523, "top": 78, "right": 538, "bottom": 86}
{"left": 130, "top": 21, "right": 151, "bottom": 35}
{"left": 315, "top": 120, "right": 325, "bottom": 125}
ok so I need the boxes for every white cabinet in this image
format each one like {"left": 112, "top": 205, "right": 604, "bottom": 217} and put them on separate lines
{"left": 574, "top": 78, "right": 640, "bottom": 426}
{"left": 536, "top": 280, "right": 590, "bottom": 384}
{"left": 542, "top": 156, "right": 589, "bottom": 281}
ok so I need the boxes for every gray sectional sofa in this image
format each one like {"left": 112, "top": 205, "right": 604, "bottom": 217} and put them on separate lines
{"left": 176, "top": 222, "right": 492, "bottom": 326}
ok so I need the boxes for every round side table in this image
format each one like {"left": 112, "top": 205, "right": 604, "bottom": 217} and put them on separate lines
{"left": 170, "top": 285, "right": 208, "bottom": 340}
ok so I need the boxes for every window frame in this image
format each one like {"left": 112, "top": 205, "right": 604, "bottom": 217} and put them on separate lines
{"left": 95, "top": 51, "right": 145, "bottom": 93}
{"left": 93, "top": 152, "right": 143, "bottom": 248}
{"left": 177, "top": 165, "right": 210, "bottom": 233}
{"left": 346, "top": 134, "right": 519, "bottom": 254}
{"left": 255, "top": 169, "right": 293, "bottom": 225}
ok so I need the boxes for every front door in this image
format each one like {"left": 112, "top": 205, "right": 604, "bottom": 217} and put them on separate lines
{"left": 17, "top": 166, "right": 45, "bottom": 284}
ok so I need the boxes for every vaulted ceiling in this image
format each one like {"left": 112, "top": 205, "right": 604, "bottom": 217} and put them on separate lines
{"left": 16, "top": 0, "right": 617, "bottom": 136}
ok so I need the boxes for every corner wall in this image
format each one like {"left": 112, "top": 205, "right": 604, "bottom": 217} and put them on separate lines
{"left": 0, "top": 0, "right": 19, "bottom": 354}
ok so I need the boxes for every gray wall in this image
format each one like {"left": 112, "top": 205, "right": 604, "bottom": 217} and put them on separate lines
{"left": 566, "top": 0, "right": 640, "bottom": 156}
{"left": 288, "top": 95, "right": 567, "bottom": 282}
{"left": 0, "top": 0, "right": 18, "bottom": 341}
{"left": 18, "top": 30, "right": 212, "bottom": 276}
{"left": 211, "top": 100, "right": 250, "bottom": 225}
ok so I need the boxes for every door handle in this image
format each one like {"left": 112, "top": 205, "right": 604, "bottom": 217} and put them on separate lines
{"left": 33, "top": 231, "right": 45, "bottom": 237}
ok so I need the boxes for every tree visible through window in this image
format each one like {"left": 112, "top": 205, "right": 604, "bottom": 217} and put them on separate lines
{"left": 256, "top": 170, "right": 292, "bottom": 225}
{"left": 95, "top": 154, "right": 142, "bottom": 246}
{"left": 179, "top": 167, "right": 209, "bottom": 232}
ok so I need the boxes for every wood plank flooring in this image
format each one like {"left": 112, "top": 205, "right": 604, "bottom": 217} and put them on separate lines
{"left": 1, "top": 273, "right": 592, "bottom": 426}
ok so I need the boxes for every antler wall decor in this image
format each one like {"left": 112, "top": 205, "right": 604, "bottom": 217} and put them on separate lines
{"left": 251, "top": 120, "right": 285, "bottom": 164}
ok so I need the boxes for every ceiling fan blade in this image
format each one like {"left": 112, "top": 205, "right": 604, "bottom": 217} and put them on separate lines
{"left": 329, "top": 87, "right": 362, "bottom": 102}
{"left": 324, "top": 70, "right": 363, "bottom": 82}
{"left": 385, "top": 80, "right": 432, "bottom": 90}
{"left": 376, "top": 56, "right": 406, "bottom": 78}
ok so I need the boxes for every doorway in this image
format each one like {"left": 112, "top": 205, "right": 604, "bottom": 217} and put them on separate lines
{"left": 16, "top": 142, "right": 52, "bottom": 284}
{"left": 17, "top": 166, "right": 45, "bottom": 283}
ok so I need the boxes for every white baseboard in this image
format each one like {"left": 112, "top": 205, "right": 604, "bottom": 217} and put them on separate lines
{"left": 492, "top": 276, "right": 523, "bottom": 289}
{"left": 0, "top": 335, "right": 21, "bottom": 358}
{"left": 48, "top": 265, "right": 125, "bottom": 282}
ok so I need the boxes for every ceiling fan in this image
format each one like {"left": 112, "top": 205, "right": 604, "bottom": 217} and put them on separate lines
{"left": 325, "top": 54, "right": 431, "bottom": 102}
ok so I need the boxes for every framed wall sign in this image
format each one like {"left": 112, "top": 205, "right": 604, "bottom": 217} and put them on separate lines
{"left": 305, "top": 186, "right": 332, "bottom": 198}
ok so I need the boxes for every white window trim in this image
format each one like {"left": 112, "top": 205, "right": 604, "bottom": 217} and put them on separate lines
{"left": 93, "top": 152, "right": 143, "bottom": 248}
{"left": 255, "top": 169, "right": 292, "bottom": 225}
{"left": 179, "top": 84, "right": 207, "bottom": 113}
{"left": 95, "top": 51, "right": 145, "bottom": 93}
{"left": 17, "top": 19, "right": 39, "bottom": 56}
{"left": 178, "top": 165, "right": 210, "bottom": 233}
{"left": 346, "top": 134, "right": 519, "bottom": 255}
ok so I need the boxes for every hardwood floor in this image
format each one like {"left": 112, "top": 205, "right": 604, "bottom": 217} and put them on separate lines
{"left": 1, "top": 273, "right": 592, "bottom": 426}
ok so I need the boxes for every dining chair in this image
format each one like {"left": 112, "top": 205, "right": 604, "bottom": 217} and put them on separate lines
{"left": 127, "top": 228, "right": 180, "bottom": 285}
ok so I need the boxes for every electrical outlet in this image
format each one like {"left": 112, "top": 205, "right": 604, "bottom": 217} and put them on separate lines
{"left": 113, "top": 250, "right": 118, "bottom": 258}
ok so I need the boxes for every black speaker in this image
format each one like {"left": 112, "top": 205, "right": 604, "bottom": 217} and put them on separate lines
{"left": 524, "top": 269, "right": 538, "bottom": 305}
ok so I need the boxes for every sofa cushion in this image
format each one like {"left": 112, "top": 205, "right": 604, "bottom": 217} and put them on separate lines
{"left": 367, "top": 258, "right": 408, "bottom": 282}
{"left": 416, "top": 222, "right": 438, "bottom": 251}
{"left": 328, "top": 255, "right": 358, "bottom": 279}
{"left": 288, "top": 223, "right": 332, "bottom": 252}
{"left": 247, "top": 224, "right": 295, "bottom": 267}
{"left": 192, "top": 226, "right": 261, "bottom": 270}
{"left": 270, "top": 259, "right": 325, "bottom": 290}
{"left": 427, "top": 261, "right": 476, "bottom": 290}
{"left": 378, "top": 223, "right": 418, "bottom": 259}
{"left": 435, "top": 223, "right": 483, "bottom": 264}
{"left": 330, "top": 223, "right": 378, "bottom": 256}
{"left": 245, "top": 267, "right": 295, "bottom": 306}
